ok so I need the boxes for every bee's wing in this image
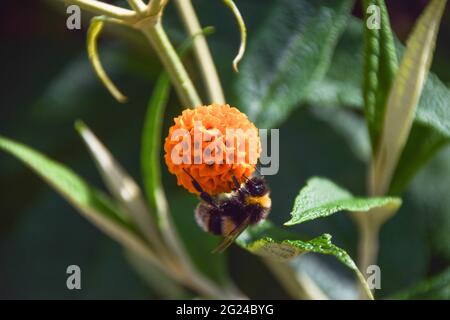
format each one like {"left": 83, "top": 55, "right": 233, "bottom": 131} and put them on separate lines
{"left": 212, "top": 217, "right": 250, "bottom": 254}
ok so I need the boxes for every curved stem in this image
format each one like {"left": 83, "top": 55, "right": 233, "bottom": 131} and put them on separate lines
{"left": 223, "top": 0, "right": 247, "bottom": 72}
{"left": 174, "top": 0, "right": 225, "bottom": 104}
{"left": 139, "top": 21, "right": 202, "bottom": 107}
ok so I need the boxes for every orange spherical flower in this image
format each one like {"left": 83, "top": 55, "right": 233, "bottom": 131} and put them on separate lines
{"left": 164, "top": 104, "right": 261, "bottom": 195}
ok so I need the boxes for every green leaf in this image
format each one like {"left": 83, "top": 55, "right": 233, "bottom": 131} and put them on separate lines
{"left": 235, "top": 0, "right": 354, "bottom": 128}
{"left": 141, "top": 73, "right": 171, "bottom": 216}
{"left": 392, "top": 267, "right": 450, "bottom": 300}
{"left": 390, "top": 123, "right": 448, "bottom": 194}
{"left": 0, "top": 135, "right": 158, "bottom": 265}
{"left": 0, "top": 135, "right": 125, "bottom": 225}
{"left": 237, "top": 221, "right": 355, "bottom": 267}
{"left": 75, "top": 121, "right": 164, "bottom": 251}
{"left": 371, "top": 0, "right": 448, "bottom": 196}
{"left": 414, "top": 72, "right": 450, "bottom": 140}
{"left": 409, "top": 145, "right": 450, "bottom": 260}
{"left": 236, "top": 221, "right": 373, "bottom": 299}
{"left": 362, "top": 0, "right": 398, "bottom": 150}
{"left": 390, "top": 73, "right": 450, "bottom": 194}
{"left": 284, "top": 177, "right": 401, "bottom": 226}
{"left": 307, "top": 15, "right": 450, "bottom": 196}
{"left": 305, "top": 100, "right": 446, "bottom": 296}
{"left": 305, "top": 19, "right": 363, "bottom": 109}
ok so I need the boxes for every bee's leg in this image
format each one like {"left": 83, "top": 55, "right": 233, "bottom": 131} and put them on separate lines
{"left": 232, "top": 175, "right": 249, "bottom": 202}
{"left": 183, "top": 168, "right": 217, "bottom": 207}
{"left": 194, "top": 181, "right": 216, "bottom": 207}
{"left": 232, "top": 175, "right": 248, "bottom": 203}
{"left": 232, "top": 175, "right": 240, "bottom": 190}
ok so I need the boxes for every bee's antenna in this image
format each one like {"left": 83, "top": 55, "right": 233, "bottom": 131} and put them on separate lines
{"left": 232, "top": 175, "right": 241, "bottom": 190}
{"left": 254, "top": 166, "right": 263, "bottom": 176}
{"left": 182, "top": 167, "right": 194, "bottom": 179}
{"left": 182, "top": 167, "right": 203, "bottom": 190}
{"left": 242, "top": 174, "right": 254, "bottom": 185}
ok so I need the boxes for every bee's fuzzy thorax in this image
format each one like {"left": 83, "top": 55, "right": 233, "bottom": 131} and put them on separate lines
{"left": 245, "top": 194, "right": 271, "bottom": 209}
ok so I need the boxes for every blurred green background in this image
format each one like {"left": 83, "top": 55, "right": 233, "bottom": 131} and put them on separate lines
{"left": 1, "top": 0, "right": 449, "bottom": 299}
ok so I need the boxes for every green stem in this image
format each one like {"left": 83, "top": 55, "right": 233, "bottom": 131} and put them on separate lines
{"left": 174, "top": 0, "right": 225, "bottom": 104}
{"left": 357, "top": 218, "right": 379, "bottom": 274}
{"left": 354, "top": 205, "right": 396, "bottom": 299}
{"left": 355, "top": 215, "right": 379, "bottom": 299}
{"left": 139, "top": 21, "right": 202, "bottom": 107}
{"left": 65, "top": 0, "right": 138, "bottom": 21}
{"left": 126, "top": 0, "right": 147, "bottom": 14}
{"left": 147, "top": 0, "right": 167, "bottom": 16}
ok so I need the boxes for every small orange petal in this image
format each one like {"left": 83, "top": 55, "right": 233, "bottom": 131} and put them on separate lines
{"left": 164, "top": 104, "right": 261, "bottom": 195}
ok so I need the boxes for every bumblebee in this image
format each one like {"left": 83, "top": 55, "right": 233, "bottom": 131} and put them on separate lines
{"left": 183, "top": 169, "right": 271, "bottom": 253}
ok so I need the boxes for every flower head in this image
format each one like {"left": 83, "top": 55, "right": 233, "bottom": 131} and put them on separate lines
{"left": 164, "top": 104, "right": 261, "bottom": 195}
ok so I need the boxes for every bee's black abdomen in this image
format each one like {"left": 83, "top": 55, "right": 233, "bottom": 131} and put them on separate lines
{"left": 220, "top": 198, "right": 247, "bottom": 225}
{"left": 195, "top": 202, "right": 227, "bottom": 235}
{"left": 247, "top": 204, "right": 270, "bottom": 224}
